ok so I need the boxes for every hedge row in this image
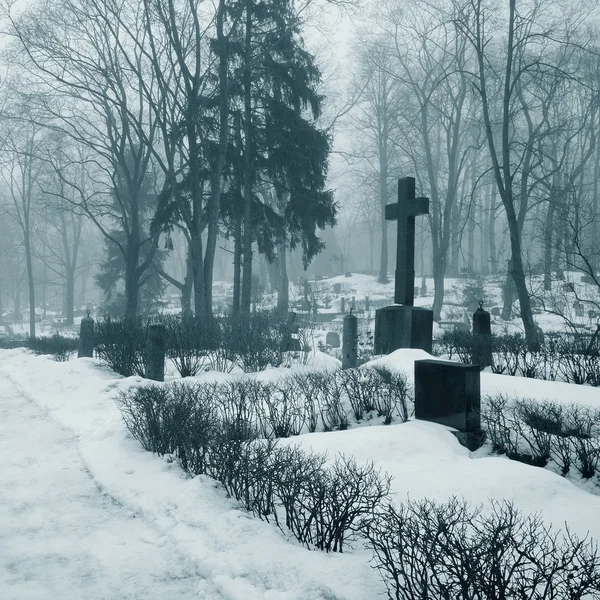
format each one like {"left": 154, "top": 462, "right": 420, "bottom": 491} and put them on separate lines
{"left": 436, "top": 329, "right": 600, "bottom": 384}
{"left": 116, "top": 373, "right": 398, "bottom": 552}
{"left": 116, "top": 378, "right": 600, "bottom": 597}
{"left": 94, "top": 312, "right": 297, "bottom": 377}
{"left": 482, "top": 394, "right": 600, "bottom": 478}
{"left": 117, "top": 367, "right": 411, "bottom": 447}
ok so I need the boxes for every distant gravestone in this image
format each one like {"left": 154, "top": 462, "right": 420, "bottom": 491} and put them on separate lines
{"left": 326, "top": 331, "right": 340, "bottom": 348}
{"left": 146, "top": 323, "right": 166, "bottom": 382}
{"left": 491, "top": 307, "right": 502, "bottom": 317}
{"left": 78, "top": 311, "right": 95, "bottom": 358}
{"left": 415, "top": 359, "right": 484, "bottom": 451}
{"left": 342, "top": 313, "right": 357, "bottom": 369}
{"left": 333, "top": 283, "right": 342, "bottom": 294}
{"left": 351, "top": 296, "right": 356, "bottom": 311}
{"left": 345, "top": 272, "right": 352, "bottom": 278}
{"left": 589, "top": 310, "right": 599, "bottom": 320}
{"left": 575, "top": 302, "right": 584, "bottom": 317}
{"left": 365, "top": 296, "right": 370, "bottom": 312}
{"left": 340, "top": 298, "right": 346, "bottom": 314}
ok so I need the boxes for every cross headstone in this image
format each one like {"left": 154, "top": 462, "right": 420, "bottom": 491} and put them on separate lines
{"left": 374, "top": 177, "right": 433, "bottom": 354}
{"left": 385, "top": 177, "right": 429, "bottom": 306}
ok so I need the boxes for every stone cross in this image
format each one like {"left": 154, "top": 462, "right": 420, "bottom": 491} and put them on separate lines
{"left": 385, "top": 177, "right": 429, "bottom": 306}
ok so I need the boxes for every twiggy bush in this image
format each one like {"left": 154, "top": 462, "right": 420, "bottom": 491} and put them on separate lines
{"left": 27, "top": 333, "right": 78, "bottom": 361}
{"left": 163, "top": 315, "right": 220, "bottom": 377}
{"left": 483, "top": 395, "right": 600, "bottom": 479}
{"left": 362, "top": 497, "right": 600, "bottom": 600}
{"left": 96, "top": 317, "right": 147, "bottom": 377}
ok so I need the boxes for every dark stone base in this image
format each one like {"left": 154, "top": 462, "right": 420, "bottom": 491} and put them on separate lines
{"left": 374, "top": 305, "right": 433, "bottom": 354}
{"left": 414, "top": 359, "right": 481, "bottom": 444}
{"left": 452, "top": 429, "right": 486, "bottom": 452}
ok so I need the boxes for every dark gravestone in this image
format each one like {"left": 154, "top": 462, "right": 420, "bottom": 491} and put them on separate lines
{"left": 374, "top": 177, "right": 434, "bottom": 354}
{"left": 333, "top": 283, "right": 342, "bottom": 294}
{"left": 472, "top": 302, "right": 492, "bottom": 368}
{"left": 575, "top": 303, "right": 584, "bottom": 317}
{"left": 78, "top": 312, "right": 95, "bottom": 358}
{"left": 345, "top": 272, "right": 352, "bottom": 278}
{"left": 146, "top": 323, "right": 166, "bottom": 382}
{"left": 326, "top": 331, "right": 340, "bottom": 348}
{"left": 415, "top": 359, "right": 483, "bottom": 451}
{"left": 342, "top": 313, "right": 357, "bottom": 369}
{"left": 491, "top": 307, "right": 502, "bottom": 317}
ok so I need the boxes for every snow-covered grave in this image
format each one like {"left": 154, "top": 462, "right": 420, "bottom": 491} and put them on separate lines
{"left": 2, "top": 346, "right": 600, "bottom": 599}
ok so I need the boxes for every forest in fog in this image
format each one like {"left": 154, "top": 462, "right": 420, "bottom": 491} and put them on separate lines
{"left": 0, "top": 0, "right": 598, "bottom": 347}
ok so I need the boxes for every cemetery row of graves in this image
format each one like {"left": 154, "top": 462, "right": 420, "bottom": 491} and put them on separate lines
{"left": 10, "top": 305, "right": 600, "bottom": 597}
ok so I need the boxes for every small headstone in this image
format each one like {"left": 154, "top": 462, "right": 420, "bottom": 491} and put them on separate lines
{"left": 589, "top": 310, "right": 599, "bottom": 320}
{"left": 342, "top": 313, "right": 357, "bottom": 369}
{"left": 78, "top": 311, "right": 95, "bottom": 358}
{"left": 575, "top": 302, "right": 584, "bottom": 317}
{"left": 333, "top": 283, "right": 342, "bottom": 294}
{"left": 415, "top": 359, "right": 484, "bottom": 451}
{"left": 472, "top": 301, "right": 492, "bottom": 368}
{"left": 365, "top": 296, "right": 370, "bottom": 312}
{"left": 326, "top": 331, "right": 340, "bottom": 348}
{"left": 345, "top": 272, "right": 352, "bottom": 278}
{"left": 340, "top": 298, "right": 346, "bottom": 314}
{"left": 146, "top": 323, "right": 166, "bottom": 382}
{"left": 351, "top": 296, "right": 356, "bottom": 311}
{"left": 491, "top": 307, "right": 501, "bottom": 317}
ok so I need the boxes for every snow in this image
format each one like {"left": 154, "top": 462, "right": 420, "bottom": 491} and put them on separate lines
{"left": 2, "top": 345, "right": 600, "bottom": 598}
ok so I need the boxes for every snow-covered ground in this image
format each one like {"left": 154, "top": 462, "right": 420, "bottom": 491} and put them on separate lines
{"left": 2, "top": 347, "right": 600, "bottom": 599}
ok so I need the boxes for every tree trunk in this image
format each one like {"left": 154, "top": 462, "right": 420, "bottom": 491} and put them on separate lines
{"left": 241, "top": 0, "right": 253, "bottom": 315}
{"left": 65, "top": 267, "right": 75, "bottom": 325}
{"left": 182, "top": 245, "right": 193, "bottom": 318}
{"left": 276, "top": 239, "right": 289, "bottom": 313}
{"left": 203, "top": 0, "right": 229, "bottom": 318}
{"left": 543, "top": 197, "right": 556, "bottom": 291}
{"left": 24, "top": 237, "right": 35, "bottom": 338}
{"left": 378, "top": 165, "right": 389, "bottom": 283}
{"left": 488, "top": 183, "right": 498, "bottom": 274}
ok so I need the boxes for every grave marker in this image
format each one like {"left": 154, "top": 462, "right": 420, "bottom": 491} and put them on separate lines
{"left": 374, "top": 177, "right": 434, "bottom": 354}
{"left": 472, "top": 301, "right": 492, "bottom": 368}
{"left": 78, "top": 311, "right": 95, "bottom": 358}
{"left": 146, "top": 323, "right": 166, "bottom": 381}
{"left": 415, "top": 359, "right": 484, "bottom": 451}
{"left": 342, "top": 312, "right": 357, "bottom": 369}
{"left": 326, "top": 331, "right": 340, "bottom": 348}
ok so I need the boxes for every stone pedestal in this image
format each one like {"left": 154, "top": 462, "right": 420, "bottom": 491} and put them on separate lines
{"left": 78, "top": 315, "right": 95, "bottom": 358}
{"left": 342, "top": 313, "right": 357, "bottom": 369}
{"left": 374, "top": 305, "right": 433, "bottom": 354}
{"left": 414, "top": 359, "right": 483, "bottom": 451}
{"left": 146, "top": 323, "right": 166, "bottom": 382}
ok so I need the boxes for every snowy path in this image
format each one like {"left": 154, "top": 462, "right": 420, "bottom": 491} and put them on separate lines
{"left": 0, "top": 376, "right": 205, "bottom": 600}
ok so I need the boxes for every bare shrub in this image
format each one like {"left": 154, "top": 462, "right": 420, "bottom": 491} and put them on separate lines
{"left": 163, "top": 315, "right": 220, "bottom": 377}
{"left": 265, "top": 378, "right": 307, "bottom": 438}
{"left": 95, "top": 317, "right": 147, "bottom": 376}
{"left": 291, "top": 372, "right": 327, "bottom": 432}
{"left": 362, "top": 497, "right": 600, "bottom": 600}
